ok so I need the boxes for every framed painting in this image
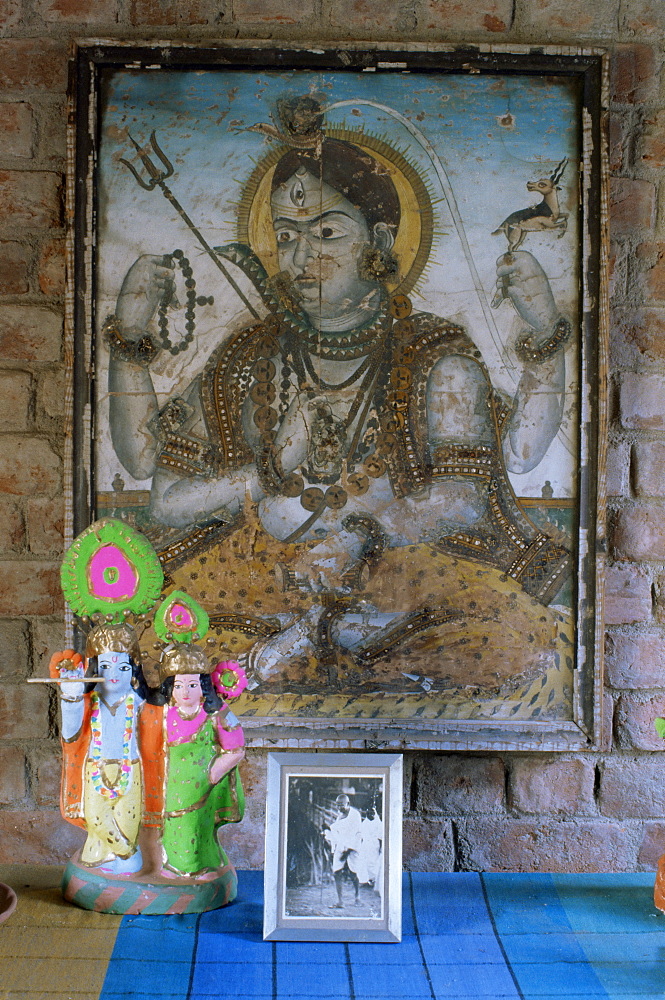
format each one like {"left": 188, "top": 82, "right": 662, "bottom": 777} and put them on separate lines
{"left": 69, "top": 42, "right": 608, "bottom": 750}
{"left": 263, "top": 752, "right": 402, "bottom": 942}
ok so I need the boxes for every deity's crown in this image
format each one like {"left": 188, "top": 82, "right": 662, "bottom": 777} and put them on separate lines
{"left": 85, "top": 620, "right": 141, "bottom": 662}
{"left": 156, "top": 642, "right": 210, "bottom": 682}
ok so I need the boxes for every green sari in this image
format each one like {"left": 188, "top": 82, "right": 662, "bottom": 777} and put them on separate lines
{"left": 162, "top": 713, "right": 245, "bottom": 875}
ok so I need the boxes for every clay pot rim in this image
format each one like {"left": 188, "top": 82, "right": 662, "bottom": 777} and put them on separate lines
{"left": 0, "top": 882, "right": 18, "bottom": 926}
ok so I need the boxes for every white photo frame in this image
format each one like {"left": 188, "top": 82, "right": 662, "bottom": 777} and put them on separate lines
{"left": 263, "top": 752, "right": 402, "bottom": 942}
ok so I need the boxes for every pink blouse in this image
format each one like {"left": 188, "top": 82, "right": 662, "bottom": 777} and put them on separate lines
{"left": 166, "top": 705, "right": 244, "bottom": 750}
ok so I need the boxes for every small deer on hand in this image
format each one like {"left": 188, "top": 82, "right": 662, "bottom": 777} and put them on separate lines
{"left": 492, "top": 158, "right": 568, "bottom": 253}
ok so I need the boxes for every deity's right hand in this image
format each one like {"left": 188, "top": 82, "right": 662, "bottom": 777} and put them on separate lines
{"left": 115, "top": 254, "right": 175, "bottom": 341}
{"left": 272, "top": 392, "right": 332, "bottom": 475}
{"left": 49, "top": 650, "right": 85, "bottom": 700}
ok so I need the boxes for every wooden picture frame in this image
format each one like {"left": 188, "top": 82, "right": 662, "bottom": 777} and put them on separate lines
{"left": 68, "top": 41, "right": 608, "bottom": 751}
{"left": 263, "top": 752, "right": 402, "bottom": 942}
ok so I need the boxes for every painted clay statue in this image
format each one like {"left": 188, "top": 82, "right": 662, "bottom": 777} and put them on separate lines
{"left": 156, "top": 648, "right": 245, "bottom": 877}
{"left": 39, "top": 517, "right": 247, "bottom": 914}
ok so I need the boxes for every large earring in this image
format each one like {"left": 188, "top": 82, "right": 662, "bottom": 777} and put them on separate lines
{"left": 358, "top": 244, "right": 399, "bottom": 283}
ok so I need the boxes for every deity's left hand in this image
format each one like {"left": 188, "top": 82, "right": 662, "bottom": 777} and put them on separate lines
{"left": 209, "top": 747, "right": 245, "bottom": 785}
{"left": 49, "top": 649, "right": 85, "bottom": 700}
{"left": 494, "top": 251, "right": 559, "bottom": 333}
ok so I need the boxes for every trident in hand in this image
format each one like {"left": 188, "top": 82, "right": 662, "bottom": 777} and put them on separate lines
{"left": 120, "top": 131, "right": 260, "bottom": 320}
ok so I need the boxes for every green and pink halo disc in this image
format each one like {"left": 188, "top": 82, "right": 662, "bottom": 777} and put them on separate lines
{"left": 154, "top": 590, "right": 209, "bottom": 644}
{"left": 60, "top": 518, "right": 164, "bottom": 622}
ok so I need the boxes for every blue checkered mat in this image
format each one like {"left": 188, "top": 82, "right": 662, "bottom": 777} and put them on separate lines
{"left": 99, "top": 872, "right": 664, "bottom": 1000}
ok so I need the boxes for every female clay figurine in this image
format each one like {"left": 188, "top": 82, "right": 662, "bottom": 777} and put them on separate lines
{"left": 157, "top": 649, "right": 245, "bottom": 877}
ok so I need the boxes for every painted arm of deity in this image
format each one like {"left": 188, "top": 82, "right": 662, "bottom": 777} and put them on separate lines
{"left": 150, "top": 464, "right": 263, "bottom": 528}
{"left": 494, "top": 251, "right": 567, "bottom": 473}
{"left": 209, "top": 708, "right": 245, "bottom": 785}
{"left": 106, "top": 255, "right": 176, "bottom": 481}
{"left": 49, "top": 650, "right": 85, "bottom": 742}
{"left": 148, "top": 388, "right": 311, "bottom": 528}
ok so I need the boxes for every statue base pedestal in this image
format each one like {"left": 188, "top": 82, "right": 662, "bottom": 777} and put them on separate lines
{"left": 61, "top": 851, "right": 238, "bottom": 914}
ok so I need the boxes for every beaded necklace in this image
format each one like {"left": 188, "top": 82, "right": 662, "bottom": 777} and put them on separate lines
{"left": 89, "top": 692, "right": 135, "bottom": 800}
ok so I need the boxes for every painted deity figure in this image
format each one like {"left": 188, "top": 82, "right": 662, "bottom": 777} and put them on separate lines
{"left": 51, "top": 624, "right": 162, "bottom": 875}
{"left": 105, "top": 97, "right": 573, "bottom": 708}
{"left": 156, "top": 648, "right": 245, "bottom": 877}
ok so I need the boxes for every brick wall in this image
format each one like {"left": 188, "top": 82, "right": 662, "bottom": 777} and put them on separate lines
{"left": 1, "top": 0, "right": 664, "bottom": 873}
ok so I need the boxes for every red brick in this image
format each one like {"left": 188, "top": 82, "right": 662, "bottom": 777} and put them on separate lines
{"left": 640, "top": 112, "right": 665, "bottom": 170}
{"left": 636, "top": 242, "right": 665, "bottom": 304}
{"left": 417, "top": 755, "right": 505, "bottom": 814}
{"left": 129, "top": 0, "right": 224, "bottom": 22}
{"left": 615, "top": 693, "right": 665, "bottom": 751}
{"left": 328, "top": 0, "right": 403, "bottom": 30}
{"left": 0, "top": 496, "right": 25, "bottom": 554}
{"left": 425, "top": 0, "right": 513, "bottom": 31}
{"left": 36, "top": 0, "right": 120, "bottom": 21}
{"left": 0, "top": 305, "right": 62, "bottom": 361}
{"left": 638, "top": 822, "right": 665, "bottom": 868}
{"left": 604, "top": 563, "right": 652, "bottom": 625}
{"left": 37, "top": 237, "right": 65, "bottom": 297}
{"left": 608, "top": 240, "right": 627, "bottom": 303}
{"left": 37, "top": 368, "right": 65, "bottom": 419}
{"left": 37, "top": 100, "right": 67, "bottom": 167}
{"left": 0, "top": 371, "right": 32, "bottom": 431}
{"left": 0, "top": 171, "right": 62, "bottom": 230}
{"left": 25, "top": 496, "right": 64, "bottom": 556}
{"left": 0, "top": 0, "right": 22, "bottom": 32}
{"left": 0, "top": 40, "right": 69, "bottom": 93}
{"left": 522, "top": 0, "right": 616, "bottom": 36}
{"left": 609, "top": 114, "right": 628, "bottom": 174}
{"left": 654, "top": 573, "right": 665, "bottom": 624}
{"left": 0, "top": 240, "right": 30, "bottom": 294}
{"left": 613, "top": 507, "right": 665, "bottom": 561}
{"left": 219, "top": 750, "right": 266, "bottom": 869}
{"left": 0, "top": 809, "right": 83, "bottom": 864}
{"left": 0, "top": 619, "right": 30, "bottom": 680}
{"left": 0, "top": 561, "right": 61, "bottom": 615}
{"left": 33, "top": 752, "right": 61, "bottom": 807}
{"left": 620, "top": 0, "right": 665, "bottom": 38}
{"left": 457, "top": 818, "right": 638, "bottom": 872}
{"left": 602, "top": 689, "right": 614, "bottom": 751}
{"left": 606, "top": 631, "right": 665, "bottom": 689}
{"left": 619, "top": 372, "right": 665, "bottom": 430}
{"left": 0, "top": 683, "right": 49, "bottom": 738}
{"left": 611, "top": 308, "right": 665, "bottom": 367}
{"left": 611, "top": 45, "right": 658, "bottom": 105}
{"left": 509, "top": 759, "right": 595, "bottom": 815}
{"left": 0, "top": 103, "right": 33, "bottom": 159}
{"left": 600, "top": 756, "right": 665, "bottom": 818}
{"left": 606, "top": 440, "right": 629, "bottom": 498}
{"left": 0, "top": 435, "right": 60, "bottom": 496}
{"left": 610, "top": 178, "right": 655, "bottom": 235}
{"left": 633, "top": 442, "right": 665, "bottom": 498}
{"left": 403, "top": 817, "right": 455, "bottom": 871}
{"left": 232, "top": 0, "right": 308, "bottom": 21}
{"left": 0, "top": 747, "right": 25, "bottom": 804}
{"left": 31, "top": 616, "right": 66, "bottom": 679}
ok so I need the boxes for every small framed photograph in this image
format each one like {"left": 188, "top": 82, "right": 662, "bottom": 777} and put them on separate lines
{"left": 263, "top": 752, "right": 402, "bottom": 942}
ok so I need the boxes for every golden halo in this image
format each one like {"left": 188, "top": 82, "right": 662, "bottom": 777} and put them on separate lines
{"left": 236, "top": 128, "right": 434, "bottom": 296}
